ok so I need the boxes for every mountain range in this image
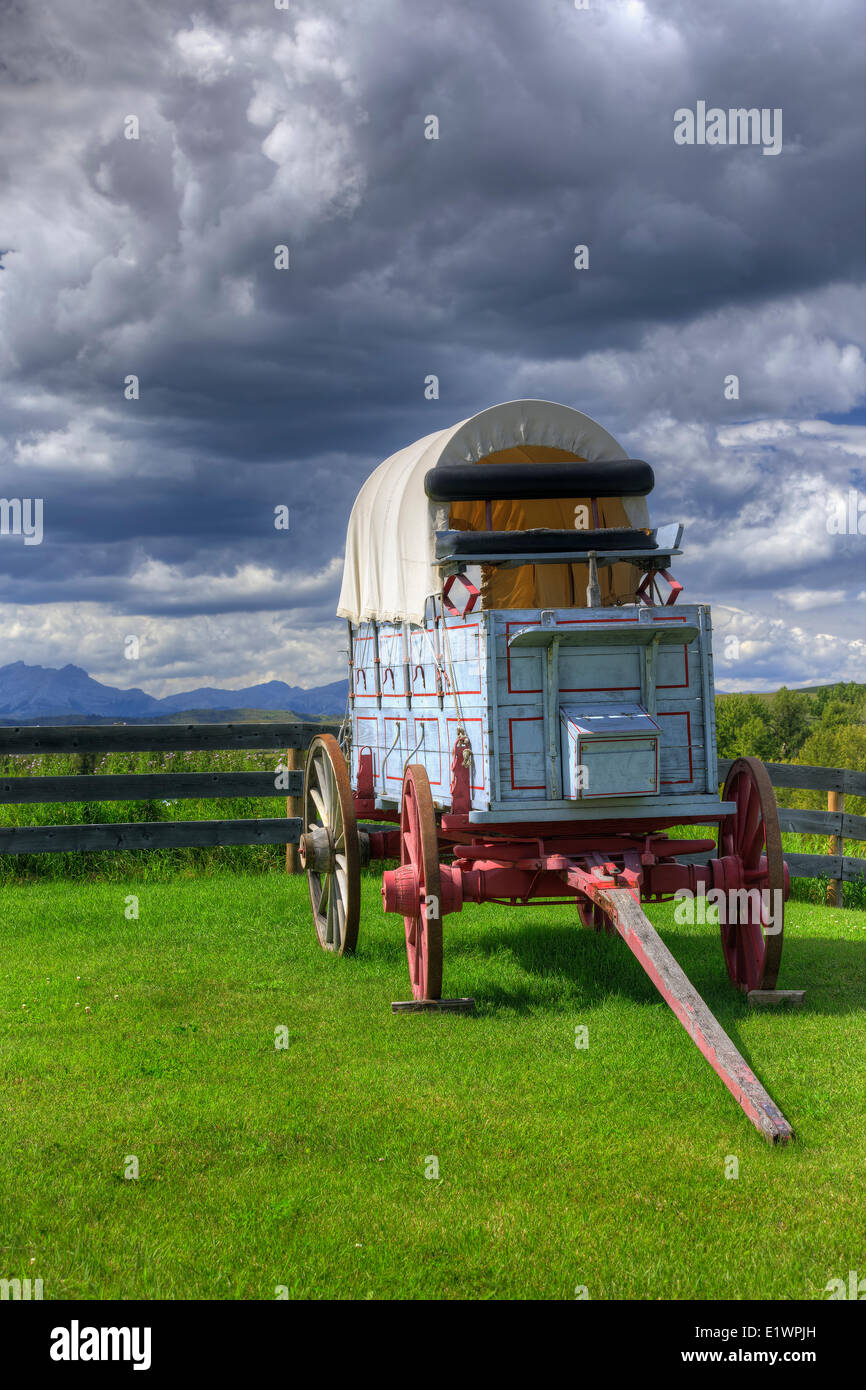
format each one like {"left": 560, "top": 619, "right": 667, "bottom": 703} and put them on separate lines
{"left": 0, "top": 662, "right": 349, "bottom": 720}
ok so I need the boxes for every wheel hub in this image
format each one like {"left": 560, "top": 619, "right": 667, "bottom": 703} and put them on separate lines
{"left": 382, "top": 863, "right": 419, "bottom": 916}
{"left": 299, "top": 824, "right": 334, "bottom": 873}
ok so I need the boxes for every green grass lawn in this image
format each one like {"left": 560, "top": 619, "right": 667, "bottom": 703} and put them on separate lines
{"left": 1, "top": 871, "right": 864, "bottom": 1300}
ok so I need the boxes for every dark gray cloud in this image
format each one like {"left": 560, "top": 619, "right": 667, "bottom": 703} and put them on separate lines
{"left": 0, "top": 0, "right": 863, "bottom": 692}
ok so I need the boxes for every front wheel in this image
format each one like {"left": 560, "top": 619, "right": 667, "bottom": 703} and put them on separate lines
{"left": 399, "top": 764, "right": 443, "bottom": 1001}
{"left": 717, "top": 757, "right": 786, "bottom": 992}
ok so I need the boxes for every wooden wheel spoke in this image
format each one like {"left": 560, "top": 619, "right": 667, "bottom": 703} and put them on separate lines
{"left": 740, "top": 793, "right": 763, "bottom": 866}
{"left": 399, "top": 765, "right": 442, "bottom": 1002}
{"left": 302, "top": 735, "right": 361, "bottom": 956}
{"left": 319, "top": 871, "right": 331, "bottom": 920}
{"left": 310, "top": 785, "right": 327, "bottom": 825}
{"left": 718, "top": 758, "right": 785, "bottom": 992}
{"left": 326, "top": 878, "right": 340, "bottom": 949}
{"left": 332, "top": 868, "right": 344, "bottom": 909}
{"left": 740, "top": 919, "right": 764, "bottom": 992}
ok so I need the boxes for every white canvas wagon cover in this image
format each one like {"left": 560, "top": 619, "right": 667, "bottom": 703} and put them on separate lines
{"left": 336, "top": 399, "right": 650, "bottom": 626}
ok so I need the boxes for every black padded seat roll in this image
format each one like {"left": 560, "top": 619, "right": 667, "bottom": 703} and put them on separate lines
{"left": 425, "top": 460, "right": 654, "bottom": 502}
{"left": 435, "top": 528, "right": 657, "bottom": 558}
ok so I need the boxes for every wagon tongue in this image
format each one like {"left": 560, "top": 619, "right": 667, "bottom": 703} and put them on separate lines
{"left": 569, "top": 871, "right": 793, "bottom": 1145}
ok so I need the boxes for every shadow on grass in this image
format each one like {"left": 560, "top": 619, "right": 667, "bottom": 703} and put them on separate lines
{"left": 440, "top": 914, "right": 866, "bottom": 1022}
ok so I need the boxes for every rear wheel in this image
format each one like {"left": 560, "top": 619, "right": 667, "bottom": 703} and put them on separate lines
{"left": 299, "top": 734, "right": 360, "bottom": 955}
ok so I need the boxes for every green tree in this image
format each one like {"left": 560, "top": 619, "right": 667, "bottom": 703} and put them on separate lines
{"left": 765, "top": 687, "right": 811, "bottom": 760}
{"left": 715, "top": 694, "right": 774, "bottom": 760}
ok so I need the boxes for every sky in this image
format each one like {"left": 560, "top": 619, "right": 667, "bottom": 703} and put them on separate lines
{"left": 0, "top": 0, "right": 864, "bottom": 696}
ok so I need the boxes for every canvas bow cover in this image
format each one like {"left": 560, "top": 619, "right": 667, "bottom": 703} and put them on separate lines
{"left": 336, "top": 399, "right": 649, "bottom": 626}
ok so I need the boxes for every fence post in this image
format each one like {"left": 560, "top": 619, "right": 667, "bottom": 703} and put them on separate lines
{"left": 286, "top": 745, "right": 302, "bottom": 875}
{"left": 827, "top": 789, "right": 844, "bottom": 907}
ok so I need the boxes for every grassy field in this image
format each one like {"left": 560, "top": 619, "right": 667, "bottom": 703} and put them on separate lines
{"left": 1, "top": 870, "right": 864, "bottom": 1300}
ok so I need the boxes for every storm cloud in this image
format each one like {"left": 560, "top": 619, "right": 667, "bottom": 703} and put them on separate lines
{"left": 0, "top": 0, "right": 863, "bottom": 694}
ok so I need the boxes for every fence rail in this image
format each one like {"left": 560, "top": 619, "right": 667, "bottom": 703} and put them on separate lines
{"left": 0, "top": 721, "right": 339, "bottom": 756}
{"left": 717, "top": 759, "right": 865, "bottom": 798}
{"left": 0, "top": 771, "right": 305, "bottom": 805}
{"left": 0, "top": 721, "right": 340, "bottom": 855}
{"left": 716, "top": 758, "right": 865, "bottom": 902}
{"left": 0, "top": 731, "right": 861, "bottom": 892}
{"left": 0, "top": 819, "right": 302, "bottom": 855}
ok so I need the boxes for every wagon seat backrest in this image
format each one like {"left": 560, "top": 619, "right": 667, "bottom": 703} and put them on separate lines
{"left": 446, "top": 446, "right": 642, "bottom": 609}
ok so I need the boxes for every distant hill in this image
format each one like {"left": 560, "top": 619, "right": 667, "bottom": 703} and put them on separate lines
{"left": 0, "top": 662, "right": 348, "bottom": 721}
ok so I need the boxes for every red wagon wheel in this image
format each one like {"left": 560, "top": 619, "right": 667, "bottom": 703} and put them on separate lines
{"left": 399, "top": 764, "right": 443, "bottom": 1001}
{"left": 717, "top": 757, "right": 785, "bottom": 992}
{"left": 299, "top": 734, "right": 360, "bottom": 955}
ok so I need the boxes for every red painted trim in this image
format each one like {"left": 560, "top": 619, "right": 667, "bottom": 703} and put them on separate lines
{"left": 575, "top": 733, "right": 659, "bottom": 798}
{"left": 507, "top": 715, "right": 545, "bottom": 791}
{"left": 443, "top": 619, "right": 482, "bottom": 696}
{"left": 354, "top": 717, "right": 379, "bottom": 776}
{"left": 506, "top": 616, "right": 646, "bottom": 696}
{"left": 408, "top": 626, "right": 438, "bottom": 694}
{"left": 446, "top": 715, "right": 485, "bottom": 791}
{"left": 506, "top": 620, "right": 541, "bottom": 694}
{"left": 378, "top": 630, "right": 406, "bottom": 695}
{"left": 352, "top": 632, "right": 378, "bottom": 699}
{"left": 443, "top": 573, "right": 480, "bottom": 618}
{"left": 383, "top": 715, "right": 408, "bottom": 782}
{"left": 658, "top": 646, "right": 689, "bottom": 691}
{"left": 651, "top": 616, "right": 690, "bottom": 690}
{"left": 412, "top": 717, "right": 442, "bottom": 785}
{"left": 559, "top": 616, "right": 643, "bottom": 692}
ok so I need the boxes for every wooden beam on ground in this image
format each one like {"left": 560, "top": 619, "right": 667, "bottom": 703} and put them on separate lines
{"left": 589, "top": 886, "right": 794, "bottom": 1144}
{"left": 391, "top": 998, "right": 476, "bottom": 1014}
{"left": 748, "top": 990, "right": 806, "bottom": 1008}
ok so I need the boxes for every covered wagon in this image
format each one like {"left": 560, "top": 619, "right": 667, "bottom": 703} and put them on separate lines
{"left": 297, "top": 399, "right": 792, "bottom": 1143}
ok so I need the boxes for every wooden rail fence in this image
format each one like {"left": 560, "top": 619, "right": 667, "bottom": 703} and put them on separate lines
{"left": 0, "top": 722, "right": 340, "bottom": 855}
{"left": 716, "top": 759, "right": 866, "bottom": 905}
{"left": 0, "top": 729, "right": 862, "bottom": 899}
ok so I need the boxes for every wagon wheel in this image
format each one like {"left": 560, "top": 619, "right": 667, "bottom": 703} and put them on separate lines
{"left": 299, "top": 734, "right": 360, "bottom": 955}
{"left": 718, "top": 757, "right": 785, "bottom": 992}
{"left": 400, "top": 764, "right": 443, "bottom": 1001}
